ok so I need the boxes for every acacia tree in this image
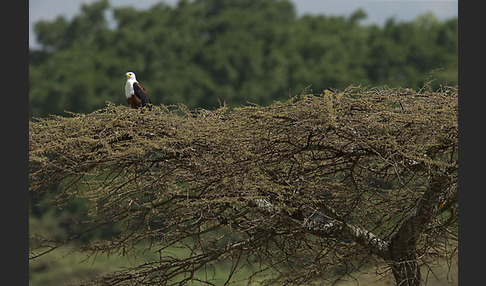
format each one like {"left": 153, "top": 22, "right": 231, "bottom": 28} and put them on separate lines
{"left": 29, "top": 87, "right": 458, "bottom": 285}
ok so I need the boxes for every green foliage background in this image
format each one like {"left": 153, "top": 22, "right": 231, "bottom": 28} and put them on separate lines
{"left": 29, "top": 0, "right": 457, "bottom": 118}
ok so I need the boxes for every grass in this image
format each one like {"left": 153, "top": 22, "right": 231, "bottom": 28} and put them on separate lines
{"left": 334, "top": 260, "right": 458, "bottom": 286}
{"left": 30, "top": 243, "right": 457, "bottom": 286}
{"left": 29, "top": 247, "right": 149, "bottom": 285}
{"left": 29, "top": 243, "right": 269, "bottom": 285}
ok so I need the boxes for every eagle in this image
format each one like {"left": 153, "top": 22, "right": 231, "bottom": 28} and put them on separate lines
{"left": 125, "top": 72, "right": 151, "bottom": 109}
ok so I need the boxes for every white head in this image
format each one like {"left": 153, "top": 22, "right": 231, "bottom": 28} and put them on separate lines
{"left": 125, "top": 72, "right": 137, "bottom": 98}
{"left": 125, "top": 71, "right": 137, "bottom": 81}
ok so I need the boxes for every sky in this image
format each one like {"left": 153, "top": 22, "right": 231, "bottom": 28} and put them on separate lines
{"left": 29, "top": 0, "right": 458, "bottom": 49}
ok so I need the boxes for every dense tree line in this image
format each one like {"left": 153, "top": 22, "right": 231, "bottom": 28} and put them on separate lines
{"left": 29, "top": 0, "right": 457, "bottom": 118}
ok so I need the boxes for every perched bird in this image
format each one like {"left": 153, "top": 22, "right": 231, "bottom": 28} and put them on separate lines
{"left": 125, "top": 72, "right": 151, "bottom": 109}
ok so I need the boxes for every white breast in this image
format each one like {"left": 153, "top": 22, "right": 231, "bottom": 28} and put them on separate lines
{"left": 125, "top": 79, "right": 136, "bottom": 99}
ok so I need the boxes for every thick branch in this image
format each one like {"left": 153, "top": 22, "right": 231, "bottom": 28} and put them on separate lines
{"left": 250, "top": 198, "right": 389, "bottom": 259}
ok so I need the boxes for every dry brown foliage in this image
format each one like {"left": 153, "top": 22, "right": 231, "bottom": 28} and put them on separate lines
{"left": 29, "top": 86, "right": 458, "bottom": 285}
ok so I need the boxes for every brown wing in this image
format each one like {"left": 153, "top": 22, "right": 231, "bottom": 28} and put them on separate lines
{"left": 133, "top": 82, "right": 151, "bottom": 107}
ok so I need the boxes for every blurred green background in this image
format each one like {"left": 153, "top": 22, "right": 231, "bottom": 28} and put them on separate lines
{"left": 29, "top": 0, "right": 458, "bottom": 284}
{"left": 29, "top": 0, "right": 457, "bottom": 118}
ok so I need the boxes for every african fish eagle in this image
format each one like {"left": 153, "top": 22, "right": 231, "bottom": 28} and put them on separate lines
{"left": 125, "top": 72, "right": 151, "bottom": 109}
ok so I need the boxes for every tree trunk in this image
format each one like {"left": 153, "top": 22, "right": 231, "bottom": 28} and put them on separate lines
{"left": 385, "top": 170, "right": 451, "bottom": 286}
{"left": 388, "top": 258, "right": 421, "bottom": 286}
{"left": 386, "top": 215, "right": 422, "bottom": 285}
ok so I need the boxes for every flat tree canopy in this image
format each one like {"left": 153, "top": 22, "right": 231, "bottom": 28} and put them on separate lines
{"left": 29, "top": 87, "right": 458, "bottom": 285}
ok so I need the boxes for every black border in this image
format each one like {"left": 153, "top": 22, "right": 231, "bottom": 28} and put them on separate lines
{"left": 458, "top": 0, "right": 483, "bottom": 285}
{"left": 5, "top": 0, "right": 28, "bottom": 284}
